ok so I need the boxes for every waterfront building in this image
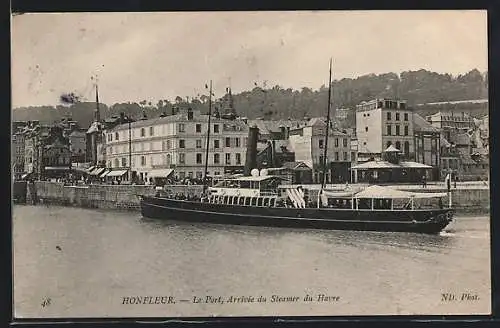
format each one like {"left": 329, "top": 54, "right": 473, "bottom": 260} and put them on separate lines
{"left": 246, "top": 119, "right": 308, "bottom": 141}
{"left": 413, "top": 113, "right": 441, "bottom": 180}
{"left": 426, "top": 111, "right": 474, "bottom": 141}
{"left": 68, "top": 129, "right": 87, "bottom": 163}
{"left": 356, "top": 98, "right": 415, "bottom": 160}
{"left": 12, "top": 122, "right": 29, "bottom": 179}
{"left": 288, "top": 118, "right": 351, "bottom": 183}
{"left": 102, "top": 107, "right": 249, "bottom": 182}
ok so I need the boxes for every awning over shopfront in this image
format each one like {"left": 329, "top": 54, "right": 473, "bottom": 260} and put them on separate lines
{"left": 106, "top": 169, "right": 128, "bottom": 177}
{"left": 100, "top": 169, "right": 111, "bottom": 178}
{"left": 45, "top": 166, "right": 72, "bottom": 171}
{"left": 21, "top": 173, "right": 31, "bottom": 179}
{"left": 148, "top": 169, "right": 174, "bottom": 178}
{"left": 86, "top": 166, "right": 96, "bottom": 173}
{"left": 89, "top": 167, "right": 106, "bottom": 176}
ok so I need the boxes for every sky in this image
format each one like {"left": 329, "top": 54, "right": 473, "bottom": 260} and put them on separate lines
{"left": 11, "top": 10, "right": 488, "bottom": 108}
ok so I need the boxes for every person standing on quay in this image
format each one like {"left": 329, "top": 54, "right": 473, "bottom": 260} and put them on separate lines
{"left": 422, "top": 174, "right": 427, "bottom": 188}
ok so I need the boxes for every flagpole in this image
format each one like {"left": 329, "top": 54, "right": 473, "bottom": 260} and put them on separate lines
{"left": 203, "top": 80, "right": 213, "bottom": 194}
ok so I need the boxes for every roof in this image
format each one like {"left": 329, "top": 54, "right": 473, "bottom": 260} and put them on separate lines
{"left": 282, "top": 161, "right": 312, "bottom": 170}
{"left": 109, "top": 113, "right": 249, "bottom": 132}
{"left": 354, "top": 185, "right": 447, "bottom": 199}
{"left": 235, "top": 175, "right": 284, "bottom": 182}
{"left": 86, "top": 121, "right": 101, "bottom": 134}
{"left": 385, "top": 145, "right": 401, "bottom": 153}
{"left": 413, "top": 113, "right": 440, "bottom": 133}
{"left": 399, "top": 161, "right": 433, "bottom": 169}
{"left": 246, "top": 119, "right": 307, "bottom": 135}
{"left": 351, "top": 160, "right": 400, "bottom": 170}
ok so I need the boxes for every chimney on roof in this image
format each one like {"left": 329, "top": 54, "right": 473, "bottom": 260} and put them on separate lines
{"left": 120, "top": 112, "right": 125, "bottom": 124}
{"left": 141, "top": 110, "right": 147, "bottom": 120}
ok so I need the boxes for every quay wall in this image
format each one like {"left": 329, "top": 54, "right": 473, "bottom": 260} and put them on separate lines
{"left": 22, "top": 181, "right": 489, "bottom": 214}
{"left": 25, "top": 182, "right": 204, "bottom": 211}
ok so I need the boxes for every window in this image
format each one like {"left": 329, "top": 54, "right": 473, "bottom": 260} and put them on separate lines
{"left": 179, "top": 172, "right": 185, "bottom": 179}
{"left": 110, "top": 146, "right": 114, "bottom": 154}
{"left": 235, "top": 138, "right": 240, "bottom": 147}
{"left": 319, "top": 156, "right": 324, "bottom": 165}
{"left": 351, "top": 152, "right": 355, "bottom": 161}
{"left": 404, "top": 125, "right": 409, "bottom": 136}
{"left": 166, "top": 140, "right": 171, "bottom": 150}
{"left": 196, "top": 140, "right": 202, "bottom": 148}
{"left": 400, "top": 103, "right": 406, "bottom": 110}
{"left": 214, "top": 153, "right": 220, "bottom": 164}
{"left": 319, "top": 139, "right": 324, "bottom": 149}
{"left": 343, "top": 152, "right": 348, "bottom": 161}
{"left": 214, "top": 171, "right": 220, "bottom": 176}
{"left": 335, "top": 138, "right": 339, "bottom": 147}
{"left": 225, "top": 137, "right": 231, "bottom": 147}
{"left": 149, "top": 127, "right": 154, "bottom": 136}
{"left": 236, "top": 153, "right": 241, "bottom": 165}
{"left": 109, "top": 134, "right": 113, "bottom": 142}
{"left": 196, "top": 124, "right": 202, "bottom": 133}
{"left": 188, "top": 172, "right": 193, "bottom": 178}
{"left": 166, "top": 154, "right": 171, "bottom": 164}
{"left": 387, "top": 112, "right": 392, "bottom": 120}
{"left": 179, "top": 140, "right": 185, "bottom": 148}
{"left": 114, "top": 158, "right": 120, "bottom": 167}
{"left": 178, "top": 123, "right": 185, "bottom": 132}
{"left": 140, "top": 128, "right": 145, "bottom": 137}
{"left": 196, "top": 171, "right": 203, "bottom": 179}
{"left": 365, "top": 127, "right": 368, "bottom": 132}
{"left": 335, "top": 152, "right": 339, "bottom": 161}
{"left": 141, "top": 156, "right": 146, "bottom": 166}
{"left": 387, "top": 125, "right": 392, "bottom": 135}
{"left": 386, "top": 141, "right": 392, "bottom": 148}
{"left": 395, "top": 112, "right": 400, "bottom": 121}
{"left": 107, "top": 161, "right": 111, "bottom": 168}
{"left": 395, "top": 125, "right": 400, "bottom": 136}
{"left": 395, "top": 141, "right": 401, "bottom": 150}
{"left": 404, "top": 113, "right": 408, "bottom": 121}
{"left": 225, "top": 153, "right": 231, "bottom": 165}
{"left": 121, "top": 157, "right": 127, "bottom": 167}
{"left": 343, "top": 138, "right": 347, "bottom": 147}
{"left": 404, "top": 141, "right": 410, "bottom": 154}
{"left": 196, "top": 153, "right": 202, "bottom": 164}
{"left": 179, "top": 153, "right": 185, "bottom": 164}
{"left": 214, "top": 139, "right": 220, "bottom": 148}
{"left": 213, "top": 124, "right": 219, "bottom": 133}
{"left": 115, "top": 132, "right": 119, "bottom": 140}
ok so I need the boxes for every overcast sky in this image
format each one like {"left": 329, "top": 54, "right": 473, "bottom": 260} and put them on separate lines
{"left": 11, "top": 10, "right": 487, "bottom": 108}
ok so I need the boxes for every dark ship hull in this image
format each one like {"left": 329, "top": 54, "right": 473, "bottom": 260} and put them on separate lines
{"left": 140, "top": 196, "right": 453, "bottom": 234}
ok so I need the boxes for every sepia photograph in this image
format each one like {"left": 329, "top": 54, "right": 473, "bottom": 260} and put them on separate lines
{"left": 11, "top": 10, "right": 490, "bottom": 318}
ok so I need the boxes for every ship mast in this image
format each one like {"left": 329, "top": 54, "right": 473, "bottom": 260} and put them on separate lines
{"left": 318, "top": 59, "right": 333, "bottom": 208}
{"left": 203, "top": 80, "right": 213, "bottom": 194}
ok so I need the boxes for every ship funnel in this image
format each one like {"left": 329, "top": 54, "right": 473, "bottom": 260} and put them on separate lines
{"left": 244, "top": 125, "right": 259, "bottom": 176}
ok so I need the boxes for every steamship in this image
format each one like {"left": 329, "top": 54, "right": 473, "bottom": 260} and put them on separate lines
{"left": 139, "top": 64, "right": 453, "bottom": 234}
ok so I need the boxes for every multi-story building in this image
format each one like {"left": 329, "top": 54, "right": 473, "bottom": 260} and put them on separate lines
{"left": 24, "top": 124, "right": 51, "bottom": 178}
{"left": 102, "top": 107, "right": 249, "bottom": 182}
{"left": 12, "top": 122, "right": 29, "bottom": 179}
{"left": 413, "top": 113, "right": 441, "bottom": 180}
{"left": 288, "top": 118, "right": 351, "bottom": 183}
{"left": 356, "top": 98, "right": 415, "bottom": 159}
{"left": 68, "top": 129, "right": 87, "bottom": 163}
{"left": 426, "top": 111, "right": 474, "bottom": 141}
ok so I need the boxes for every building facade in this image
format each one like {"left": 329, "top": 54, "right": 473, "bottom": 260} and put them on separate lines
{"left": 101, "top": 108, "right": 249, "bottom": 182}
{"left": 356, "top": 99, "right": 415, "bottom": 159}
{"left": 289, "top": 118, "right": 351, "bottom": 183}
{"left": 68, "top": 129, "right": 87, "bottom": 163}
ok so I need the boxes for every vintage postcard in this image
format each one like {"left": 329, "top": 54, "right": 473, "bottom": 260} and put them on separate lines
{"left": 11, "top": 10, "right": 490, "bottom": 318}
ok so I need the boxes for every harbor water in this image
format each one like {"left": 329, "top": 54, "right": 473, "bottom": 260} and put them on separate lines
{"left": 13, "top": 205, "right": 491, "bottom": 318}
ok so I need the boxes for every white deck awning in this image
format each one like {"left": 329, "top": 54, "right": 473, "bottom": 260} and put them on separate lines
{"left": 89, "top": 167, "right": 106, "bottom": 176}
{"left": 355, "top": 185, "right": 447, "bottom": 199}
